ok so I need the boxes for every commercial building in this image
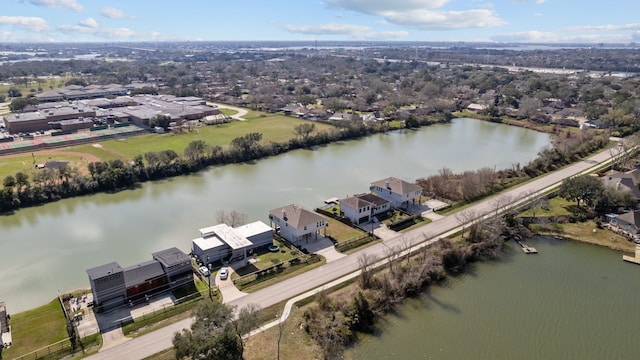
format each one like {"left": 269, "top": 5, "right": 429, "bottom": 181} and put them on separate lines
{"left": 86, "top": 247, "right": 192, "bottom": 311}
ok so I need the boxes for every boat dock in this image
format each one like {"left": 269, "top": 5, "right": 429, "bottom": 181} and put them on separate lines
{"left": 623, "top": 245, "right": 640, "bottom": 265}
{"left": 514, "top": 238, "right": 538, "bottom": 254}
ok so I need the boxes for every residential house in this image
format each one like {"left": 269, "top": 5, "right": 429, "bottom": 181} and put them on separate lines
{"left": 0, "top": 301, "right": 10, "bottom": 348}
{"left": 192, "top": 221, "right": 273, "bottom": 265}
{"left": 269, "top": 204, "right": 327, "bottom": 244}
{"left": 339, "top": 193, "right": 391, "bottom": 224}
{"left": 602, "top": 169, "right": 640, "bottom": 201}
{"left": 607, "top": 210, "right": 640, "bottom": 237}
{"left": 86, "top": 247, "right": 192, "bottom": 310}
{"left": 370, "top": 177, "right": 422, "bottom": 209}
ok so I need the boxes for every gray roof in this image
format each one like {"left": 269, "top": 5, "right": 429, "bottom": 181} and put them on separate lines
{"left": 152, "top": 247, "right": 190, "bottom": 267}
{"left": 371, "top": 177, "right": 421, "bottom": 196}
{"left": 123, "top": 260, "right": 165, "bottom": 288}
{"left": 339, "top": 195, "right": 374, "bottom": 210}
{"left": 603, "top": 170, "right": 640, "bottom": 200}
{"left": 357, "top": 193, "right": 390, "bottom": 206}
{"left": 86, "top": 261, "right": 123, "bottom": 280}
{"left": 269, "top": 204, "right": 326, "bottom": 229}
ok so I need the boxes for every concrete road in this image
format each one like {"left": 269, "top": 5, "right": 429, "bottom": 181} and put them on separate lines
{"left": 89, "top": 147, "right": 616, "bottom": 360}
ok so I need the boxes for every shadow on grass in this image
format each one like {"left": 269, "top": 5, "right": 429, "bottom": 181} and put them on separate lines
{"left": 234, "top": 263, "right": 259, "bottom": 276}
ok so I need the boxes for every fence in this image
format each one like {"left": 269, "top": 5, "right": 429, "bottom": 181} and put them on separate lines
{"left": 232, "top": 254, "right": 321, "bottom": 289}
{"left": 334, "top": 234, "right": 377, "bottom": 252}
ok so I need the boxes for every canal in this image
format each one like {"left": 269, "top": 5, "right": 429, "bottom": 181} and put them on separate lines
{"left": 347, "top": 237, "right": 640, "bottom": 359}
{"left": 1, "top": 118, "right": 550, "bottom": 312}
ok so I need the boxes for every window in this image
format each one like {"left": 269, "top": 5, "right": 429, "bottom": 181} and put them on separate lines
{"left": 304, "top": 226, "right": 307, "bottom": 231}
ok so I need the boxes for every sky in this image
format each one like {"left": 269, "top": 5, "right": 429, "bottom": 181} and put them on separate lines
{"left": 1, "top": 0, "right": 640, "bottom": 44}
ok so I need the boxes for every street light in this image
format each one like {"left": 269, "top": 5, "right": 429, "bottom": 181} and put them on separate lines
{"left": 206, "top": 255, "right": 212, "bottom": 300}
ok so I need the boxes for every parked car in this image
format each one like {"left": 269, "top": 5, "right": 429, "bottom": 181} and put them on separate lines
{"left": 219, "top": 267, "right": 229, "bottom": 280}
{"left": 199, "top": 266, "right": 210, "bottom": 277}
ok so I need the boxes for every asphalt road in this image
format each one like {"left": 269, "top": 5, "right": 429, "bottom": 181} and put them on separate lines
{"left": 89, "top": 147, "right": 616, "bottom": 360}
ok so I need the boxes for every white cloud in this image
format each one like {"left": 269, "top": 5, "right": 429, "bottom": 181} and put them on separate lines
{"left": 79, "top": 17, "right": 97, "bottom": 28}
{"left": 0, "top": 16, "right": 49, "bottom": 32}
{"left": 28, "top": 0, "right": 84, "bottom": 12}
{"left": 57, "top": 24, "right": 137, "bottom": 39}
{"left": 491, "top": 30, "right": 632, "bottom": 43}
{"left": 101, "top": 7, "right": 134, "bottom": 19}
{"left": 283, "top": 23, "right": 370, "bottom": 36}
{"left": 381, "top": 9, "right": 507, "bottom": 30}
{"left": 282, "top": 23, "right": 408, "bottom": 40}
{"left": 326, "top": 0, "right": 505, "bottom": 31}
{"left": 326, "top": 0, "right": 449, "bottom": 14}
{"left": 569, "top": 23, "right": 640, "bottom": 32}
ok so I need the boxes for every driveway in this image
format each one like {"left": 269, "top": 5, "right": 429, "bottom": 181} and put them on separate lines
{"left": 217, "top": 267, "right": 249, "bottom": 303}
{"left": 207, "top": 102, "right": 248, "bottom": 121}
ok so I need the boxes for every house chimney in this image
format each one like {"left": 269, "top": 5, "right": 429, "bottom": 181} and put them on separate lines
{"left": 385, "top": 180, "right": 390, "bottom": 189}
{"left": 282, "top": 209, "right": 287, "bottom": 220}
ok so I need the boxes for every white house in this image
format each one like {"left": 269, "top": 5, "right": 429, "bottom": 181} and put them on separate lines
{"left": 269, "top": 204, "right": 327, "bottom": 244}
{"left": 192, "top": 221, "right": 273, "bottom": 265}
{"left": 370, "top": 177, "right": 422, "bottom": 209}
{"left": 339, "top": 193, "right": 391, "bottom": 224}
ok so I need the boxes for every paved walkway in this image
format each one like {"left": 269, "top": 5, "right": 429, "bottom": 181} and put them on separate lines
{"left": 100, "top": 328, "right": 130, "bottom": 352}
{"left": 422, "top": 210, "right": 445, "bottom": 221}
{"left": 217, "top": 267, "right": 249, "bottom": 304}
{"left": 373, "top": 224, "right": 399, "bottom": 241}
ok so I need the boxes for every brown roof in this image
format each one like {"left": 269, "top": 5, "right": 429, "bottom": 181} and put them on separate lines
{"left": 269, "top": 204, "right": 325, "bottom": 229}
{"left": 357, "top": 193, "right": 390, "bottom": 206}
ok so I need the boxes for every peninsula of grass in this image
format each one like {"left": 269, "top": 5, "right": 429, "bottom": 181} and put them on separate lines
{"left": 2, "top": 298, "right": 67, "bottom": 359}
{"left": 219, "top": 108, "right": 238, "bottom": 116}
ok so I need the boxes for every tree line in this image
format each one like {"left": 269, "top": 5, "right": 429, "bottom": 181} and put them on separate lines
{"left": 0, "top": 117, "right": 449, "bottom": 213}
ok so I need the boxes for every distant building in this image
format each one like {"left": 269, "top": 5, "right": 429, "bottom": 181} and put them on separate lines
{"left": 86, "top": 247, "right": 192, "bottom": 310}
{"left": 602, "top": 169, "right": 640, "bottom": 201}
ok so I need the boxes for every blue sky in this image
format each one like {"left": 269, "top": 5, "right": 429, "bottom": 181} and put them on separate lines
{"left": 2, "top": 0, "right": 639, "bottom": 43}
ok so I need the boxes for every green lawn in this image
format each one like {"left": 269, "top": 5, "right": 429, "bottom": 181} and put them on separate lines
{"left": 77, "top": 114, "right": 333, "bottom": 161}
{"left": 2, "top": 299, "right": 68, "bottom": 359}
{"left": 219, "top": 108, "right": 238, "bottom": 116}
{"left": 324, "top": 217, "right": 367, "bottom": 243}
{"left": 518, "top": 196, "right": 574, "bottom": 217}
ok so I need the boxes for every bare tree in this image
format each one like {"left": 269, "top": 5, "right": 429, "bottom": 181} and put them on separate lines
{"left": 358, "top": 253, "right": 378, "bottom": 289}
{"left": 455, "top": 209, "right": 477, "bottom": 239}
{"left": 490, "top": 193, "right": 514, "bottom": 217}
{"left": 216, "top": 209, "right": 248, "bottom": 227}
{"left": 383, "top": 244, "right": 399, "bottom": 275}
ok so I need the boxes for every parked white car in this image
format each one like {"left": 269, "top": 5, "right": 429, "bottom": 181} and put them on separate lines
{"left": 199, "top": 266, "right": 210, "bottom": 277}
{"left": 219, "top": 267, "right": 229, "bottom": 280}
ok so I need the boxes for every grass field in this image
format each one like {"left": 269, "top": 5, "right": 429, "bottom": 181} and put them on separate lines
{"left": 0, "top": 75, "right": 73, "bottom": 99}
{"left": 2, "top": 298, "right": 68, "bottom": 359}
{"left": 0, "top": 110, "right": 334, "bottom": 178}
{"left": 324, "top": 217, "right": 367, "bottom": 243}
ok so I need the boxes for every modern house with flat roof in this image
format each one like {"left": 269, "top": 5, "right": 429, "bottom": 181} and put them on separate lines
{"left": 370, "top": 177, "right": 422, "bottom": 209}
{"left": 268, "top": 204, "right": 327, "bottom": 244}
{"left": 86, "top": 247, "right": 192, "bottom": 311}
{"left": 192, "top": 221, "right": 273, "bottom": 266}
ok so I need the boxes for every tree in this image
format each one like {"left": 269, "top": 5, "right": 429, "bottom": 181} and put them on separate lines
{"left": 216, "top": 209, "right": 247, "bottom": 227}
{"left": 9, "top": 97, "right": 38, "bottom": 112}
{"left": 184, "top": 140, "right": 210, "bottom": 165}
{"left": 231, "top": 303, "right": 260, "bottom": 356}
{"left": 149, "top": 114, "right": 172, "bottom": 129}
{"left": 293, "top": 123, "right": 315, "bottom": 141}
{"left": 3, "top": 175, "right": 16, "bottom": 188}
{"left": 558, "top": 174, "right": 604, "bottom": 208}
{"left": 173, "top": 301, "right": 242, "bottom": 360}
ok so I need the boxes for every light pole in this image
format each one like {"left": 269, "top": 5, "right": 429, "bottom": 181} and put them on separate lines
{"left": 206, "top": 255, "right": 212, "bottom": 300}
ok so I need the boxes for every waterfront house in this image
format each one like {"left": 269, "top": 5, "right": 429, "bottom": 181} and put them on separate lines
{"left": 269, "top": 204, "right": 327, "bottom": 244}
{"left": 192, "top": 221, "right": 273, "bottom": 265}
{"left": 370, "top": 177, "right": 422, "bottom": 209}
{"left": 339, "top": 193, "right": 391, "bottom": 225}
{"left": 86, "top": 247, "right": 193, "bottom": 311}
{"left": 602, "top": 169, "right": 640, "bottom": 201}
{"left": 607, "top": 210, "right": 640, "bottom": 236}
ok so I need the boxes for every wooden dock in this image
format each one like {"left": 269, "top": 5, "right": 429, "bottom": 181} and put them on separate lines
{"left": 514, "top": 238, "right": 538, "bottom": 254}
{"left": 623, "top": 245, "right": 640, "bottom": 265}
